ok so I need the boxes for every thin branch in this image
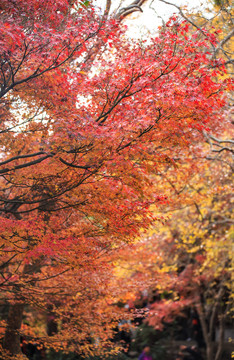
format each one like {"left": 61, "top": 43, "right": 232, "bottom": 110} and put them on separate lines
{"left": 0, "top": 152, "right": 48, "bottom": 166}
{"left": 0, "top": 155, "right": 52, "bottom": 174}
{"left": 58, "top": 157, "right": 92, "bottom": 170}
{"left": 103, "top": 0, "right": 112, "bottom": 19}
{"left": 115, "top": 0, "right": 147, "bottom": 20}
{"left": 209, "top": 134, "right": 234, "bottom": 145}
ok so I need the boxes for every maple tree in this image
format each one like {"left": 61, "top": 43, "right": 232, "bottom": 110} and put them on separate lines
{"left": 0, "top": 0, "right": 230, "bottom": 359}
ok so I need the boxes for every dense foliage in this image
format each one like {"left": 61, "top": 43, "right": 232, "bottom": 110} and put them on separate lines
{"left": 0, "top": 0, "right": 231, "bottom": 359}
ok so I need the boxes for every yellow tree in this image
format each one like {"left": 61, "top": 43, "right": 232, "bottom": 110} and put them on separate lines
{"left": 115, "top": 137, "right": 233, "bottom": 360}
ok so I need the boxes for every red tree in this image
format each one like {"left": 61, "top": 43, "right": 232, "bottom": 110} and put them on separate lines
{"left": 0, "top": 0, "right": 229, "bottom": 358}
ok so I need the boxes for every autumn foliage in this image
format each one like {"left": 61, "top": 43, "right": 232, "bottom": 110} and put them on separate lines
{"left": 0, "top": 0, "right": 230, "bottom": 358}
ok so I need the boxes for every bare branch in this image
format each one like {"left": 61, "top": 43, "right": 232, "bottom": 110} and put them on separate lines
{"left": 0, "top": 155, "right": 52, "bottom": 174}
{"left": 209, "top": 134, "right": 234, "bottom": 145}
{"left": 115, "top": 0, "right": 148, "bottom": 20}
{"left": 0, "top": 152, "right": 47, "bottom": 166}
{"left": 103, "top": 0, "right": 112, "bottom": 18}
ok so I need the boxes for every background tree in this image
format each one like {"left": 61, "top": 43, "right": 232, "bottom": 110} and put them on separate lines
{"left": 115, "top": 124, "right": 233, "bottom": 360}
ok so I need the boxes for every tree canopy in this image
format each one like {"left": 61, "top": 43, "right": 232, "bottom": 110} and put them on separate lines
{"left": 0, "top": 0, "right": 232, "bottom": 359}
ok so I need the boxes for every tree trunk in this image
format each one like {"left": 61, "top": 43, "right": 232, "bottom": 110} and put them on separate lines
{"left": 206, "top": 342, "right": 214, "bottom": 360}
{"left": 196, "top": 301, "right": 214, "bottom": 360}
{"left": 215, "top": 315, "right": 225, "bottom": 360}
{"left": 2, "top": 302, "right": 24, "bottom": 357}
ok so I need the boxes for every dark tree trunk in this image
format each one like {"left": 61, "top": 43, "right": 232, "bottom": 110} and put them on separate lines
{"left": 2, "top": 302, "right": 24, "bottom": 356}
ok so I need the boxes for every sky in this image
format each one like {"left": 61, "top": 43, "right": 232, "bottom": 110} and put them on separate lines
{"left": 95, "top": 0, "right": 206, "bottom": 37}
